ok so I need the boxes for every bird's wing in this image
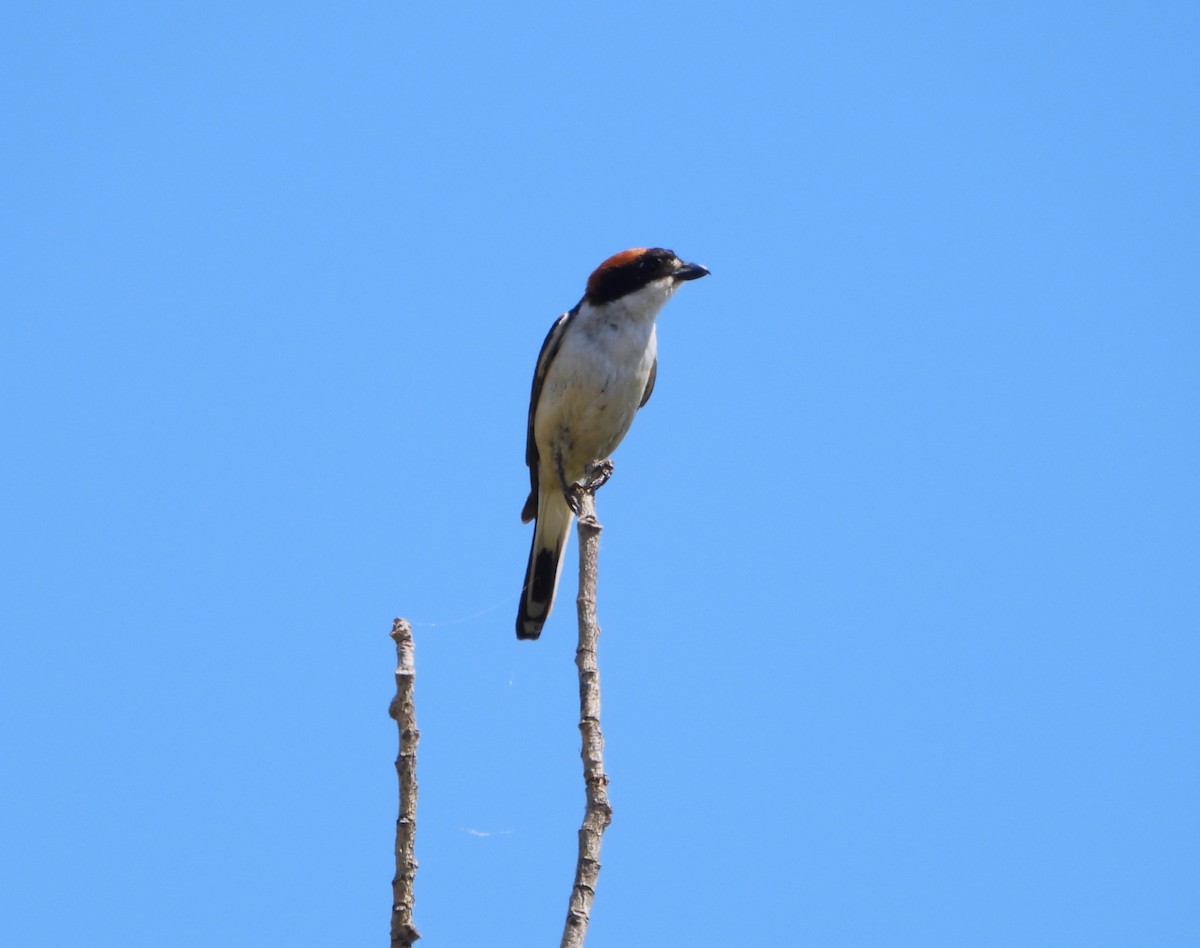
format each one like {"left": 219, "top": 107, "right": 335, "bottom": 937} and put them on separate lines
{"left": 522, "top": 305, "right": 576, "bottom": 522}
{"left": 638, "top": 356, "right": 657, "bottom": 408}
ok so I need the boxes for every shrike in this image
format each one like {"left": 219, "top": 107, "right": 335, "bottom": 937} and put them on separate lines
{"left": 516, "top": 247, "right": 709, "bottom": 640}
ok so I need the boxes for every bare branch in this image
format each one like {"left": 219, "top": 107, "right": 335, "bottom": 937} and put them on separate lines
{"left": 561, "top": 462, "right": 614, "bottom": 947}
{"left": 389, "top": 618, "right": 421, "bottom": 946}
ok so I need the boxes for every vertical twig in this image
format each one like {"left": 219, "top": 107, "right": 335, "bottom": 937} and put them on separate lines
{"left": 389, "top": 618, "right": 421, "bottom": 946}
{"left": 561, "top": 470, "right": 614, "bottom": 948}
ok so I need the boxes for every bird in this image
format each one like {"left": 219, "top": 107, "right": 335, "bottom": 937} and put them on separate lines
{"left": 516, "top": 247, "right": 710, "bottom": 640}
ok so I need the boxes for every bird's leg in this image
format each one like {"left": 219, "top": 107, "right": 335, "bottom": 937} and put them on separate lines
{"left": 556, "top": 453, "right": 614, "bottom": 518}
{"left": 556, "top": 450, "right": 582, "bottom": 516}
{"left": 576, "top": 459, "right": 614, "bottom": 528}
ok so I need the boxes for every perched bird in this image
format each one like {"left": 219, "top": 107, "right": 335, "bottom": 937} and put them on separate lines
{"left": 516, "top": 247, "right": 710, "bottom": 640}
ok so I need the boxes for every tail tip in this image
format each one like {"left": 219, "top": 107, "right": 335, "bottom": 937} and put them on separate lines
{"left": 516, "top": 616, "right": 543, "bottom": 641}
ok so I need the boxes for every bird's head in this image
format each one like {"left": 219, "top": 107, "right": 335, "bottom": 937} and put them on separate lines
{"left": 584, "top": 247, "right": 709, "bottom": 307}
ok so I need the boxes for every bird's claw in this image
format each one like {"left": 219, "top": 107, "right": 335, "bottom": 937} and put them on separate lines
{"left": 561, "top": 458, "right": 614, "bottom": 515}
{"left": 581, "top": 458, "right": 614, "bottom": 493}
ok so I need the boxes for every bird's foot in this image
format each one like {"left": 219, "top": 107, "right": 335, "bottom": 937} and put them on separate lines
{"left": 581, "top": 458, "right": 614, "bottom": 493}
{"left": 564, "top": 487, "right": 583, "bottom": 517}
{"left": 561, "top": 459, "right": 614, "bottom": 519}
{"left": 561, "top": 475, "right": 582, "bottom": 516}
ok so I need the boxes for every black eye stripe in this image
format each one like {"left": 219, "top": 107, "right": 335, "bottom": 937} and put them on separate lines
{"left": 585, "top": 248, "right": 681, "bottom": 304}
{"left": 585, "top": 248, "right": 677, "bottom": 304}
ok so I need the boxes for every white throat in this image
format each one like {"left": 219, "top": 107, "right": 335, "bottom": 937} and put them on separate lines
{"left": 590, "top": 276, "right": 677, "bottom": 324}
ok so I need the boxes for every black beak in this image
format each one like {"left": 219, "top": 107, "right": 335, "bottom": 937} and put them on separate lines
{"left": 673, "top": 261, "right": 710, "bottom": 282}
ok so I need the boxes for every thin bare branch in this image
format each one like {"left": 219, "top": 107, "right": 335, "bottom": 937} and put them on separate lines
{"left": 389, "top": 618, "right": 421, "bottom": 946}
{"left": 561, "top": 462, "right": 614, "bottom": 948}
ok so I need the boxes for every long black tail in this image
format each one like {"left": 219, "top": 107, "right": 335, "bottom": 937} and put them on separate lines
{"left": 516, "top": 492, "right": 572, "bottom": 640}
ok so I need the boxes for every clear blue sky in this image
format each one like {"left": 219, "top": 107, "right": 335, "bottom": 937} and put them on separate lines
{"left": 3, "top": 2, "right": 1197, "bottom": 945}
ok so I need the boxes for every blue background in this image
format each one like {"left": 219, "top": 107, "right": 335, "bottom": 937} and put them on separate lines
{"left": 3, "top": 2, "right": 1197, "bottom": 945}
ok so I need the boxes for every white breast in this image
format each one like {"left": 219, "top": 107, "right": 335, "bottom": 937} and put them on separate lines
{"left": 534, "top": 280, "right": 672, "bottom": 484}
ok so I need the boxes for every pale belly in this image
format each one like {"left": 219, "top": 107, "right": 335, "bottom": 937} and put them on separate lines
{"left": 534, "top": 321, "right": 657, "bottom": 485}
